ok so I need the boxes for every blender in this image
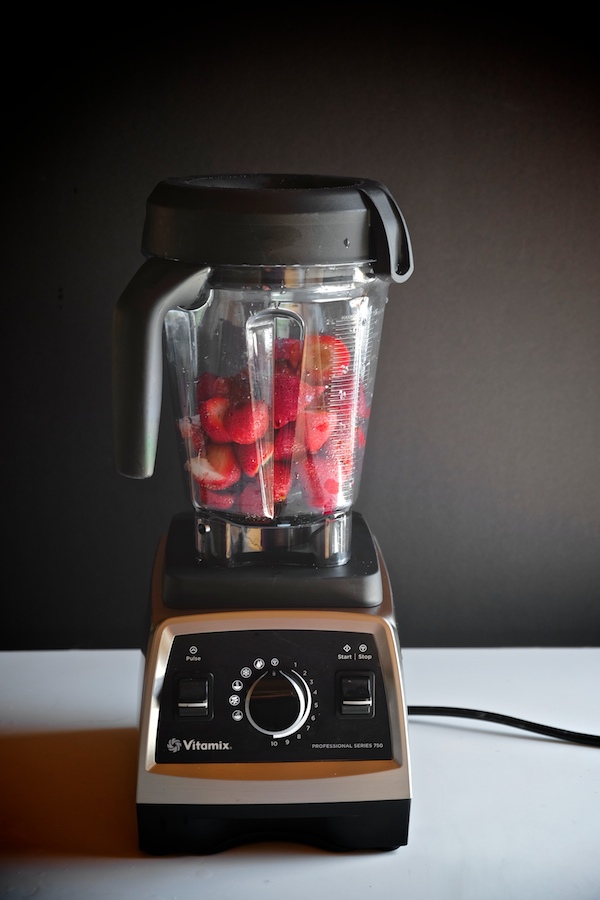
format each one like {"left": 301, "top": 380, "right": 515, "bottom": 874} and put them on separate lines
{"left": 113, "top": 174, "right": 414, "bottom": 853}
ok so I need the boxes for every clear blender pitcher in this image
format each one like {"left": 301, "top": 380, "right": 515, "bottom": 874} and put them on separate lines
{"left": 114, "top": 175, "right": 412, "bottom": 566}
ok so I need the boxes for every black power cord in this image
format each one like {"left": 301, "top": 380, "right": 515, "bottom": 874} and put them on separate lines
{"left": 407, "top": 706, "right": 600, "bottom": 747}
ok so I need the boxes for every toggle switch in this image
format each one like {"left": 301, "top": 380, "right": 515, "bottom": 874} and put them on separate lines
{"left": 339, "top": 673, "right": 374, "bottom": 716}
{"left": 177, "top": 676, "right": 210, "bottom": 717}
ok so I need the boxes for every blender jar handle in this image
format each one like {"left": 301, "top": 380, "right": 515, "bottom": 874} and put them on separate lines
{"left": 113, "top": 257, "right": 210, "bottom": 478}
{"left": 357, "top": 183, "right": 414, "bottom": 283}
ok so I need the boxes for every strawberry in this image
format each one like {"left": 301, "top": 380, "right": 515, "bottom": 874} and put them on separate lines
{"left": 197, "top": 372, "right": 232, "bottom": 401}
{"left": 275, "top": 337, "right": 302, "bottom": 370}
{"left": 274, "top": 423, "right": 297, "bottom": 460}
{"left": 303, "top": 408, "right": 335, "bottom": 453}
{"left": 298, "top": 454, "right": 344, "bottom": 514}
{"left": 225, "top": 399, "right": 269, "bottom": 444}
{"left": 236, "top": 460, "right": 292, "bottom": 515}
{"left": 199, "top": 396, "right": 231, "bottom": 443}
{"left": 303, "top": 334, "right": 351, "bottom": 384}
{"left": 188, "top": 443, "right": 241, "bottom": 490}
{"left": 273, "top": 371, "right": 327, "bottom": 429}
{"left": 235, "top": 439, "right": 274, "bottom": 477}
{"left": 198, "top": 487, "right": 236, "bottom": 510}
{"left": 322, "top": 377, "right": 372, "bottom": 423}
{"left": 273, "top": 371, "right": 301, "bottom": 428}
{"left": 274, "top": 459, "right": 293, "bottom": 503}
{"left": 238, "top": 482, "right": 268, "bottom": 517}
{"left": 299, "top": 379, "right": 326, "bottom": 409}
{"left": 177, "top": 415, "right": 205, "bottom": 453}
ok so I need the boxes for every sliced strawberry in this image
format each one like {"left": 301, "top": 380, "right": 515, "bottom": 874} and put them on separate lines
{"left": 300, "top": 380, "right": 326, "bottom": 408}
{"left": 273, "top": 371, "right": 301, "bottom": 428}
{"left": 235, "top": 460, "right": 291, "bottom": 514}
{"left": 189, "top": 443, "right": 241, "bottom": 490}
{"left": 177, "top": 415, "right": 205, "bottom": 454}
{"left": 273, "top": 460, "right": 292, "bottom": 503}
{"left": 297, "top": 454, "right": 325, "bottom": 512}
{"left": 303, "top": 407, "right": 335, "bottom": 453}
{"left": 238, "top": 482, "right": 266, "bottom": 517}
{"left": 225, "top": 399, "right": 269, "bottom": 444}
{"left": 197, "top": 372, "right": 232, "bottom": 401}
{"left": 198, "top": 487, "right": 236, "bottom": 510}
{"left": 298, "top": 454, "right": 344, "bottom": 514}
{"left": 198, "top": 396, "right": 231, "bottom": 443}
{"left": 274, "top": 423, "right": 297, "bottom": 460}
{"left": 303, "top": 334, "right": 351, "bottom": 384}
{"left": 235, "top": 439, "right": 274, "bottom": 477}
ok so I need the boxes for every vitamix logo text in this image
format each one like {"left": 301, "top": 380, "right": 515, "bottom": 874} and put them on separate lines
{"left": 167, "top": 738, "right": 232, "bottom": 752}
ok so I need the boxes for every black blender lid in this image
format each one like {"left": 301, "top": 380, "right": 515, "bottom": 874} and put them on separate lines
{"left": 141, "top": 174, "right": 413, "bottom": 283}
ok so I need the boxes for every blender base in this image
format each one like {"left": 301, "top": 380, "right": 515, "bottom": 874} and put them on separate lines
{"left": 137, "top": 798, "right": 410, "bottom": 854}
{"left": 136, "top": 513, "right": 411, "bottom": 855}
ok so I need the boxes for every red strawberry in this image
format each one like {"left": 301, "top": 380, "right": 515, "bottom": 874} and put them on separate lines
{"left": 236, "top": 461, "right": 292, "bottom": 515}
{"left": 225, "top": 399, "right": 269, "bottom": 444}
{"left": 177, "top": 415, "right": 205, "bottom": 453}
{"left": 235, "top": 439, "right": 274, "bottom": 477}
{"left": 273, "top": 371, "right": 301, "bottom": 428}
{"left": 303, "top": 408, "right": 335, "bottom": 453}
{"left": 274, "top": 460, "right": 292, "bottom": 503}
{"left": 274, "top": 423, "right": 297, "bottom": 460}
{"left": 324, "top": 378, "right": 355, "bottom": 417}
{"left": 299, "top": 380, "right": 326, "bottom": 410}
{"left": 197, "top": 372, "right": 232, "bottom": 401}
{"left": 198, "top": 487, "right": 236, "bottom": 510}
{"left": 199, "top": 396, "right": 231, "bottom": 443}
{"left": 189, "top": 443, "right": 241, "bottom": 490}
{"left": 238, "top": 482, "right": 267, "bottom": 517}
{"left": 303, "top": 334, "right": 351, "bottom": 384}
{"left": 298, "top": 454, "right": 344, "bottom": 514}
{"left": 323, "top": 375, "right": 373, "bottom": 424}
{"left": 275, "top": 337, "right": 302, "bottom": 370}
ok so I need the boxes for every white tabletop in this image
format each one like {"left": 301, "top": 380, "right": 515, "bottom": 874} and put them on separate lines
{"left": 1, "top": 647, "right": 599, "bottom": 899}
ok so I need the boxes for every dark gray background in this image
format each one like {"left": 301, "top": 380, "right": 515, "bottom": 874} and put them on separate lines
{"left": 3, "top": 14, "right": 598, "bottom": 649}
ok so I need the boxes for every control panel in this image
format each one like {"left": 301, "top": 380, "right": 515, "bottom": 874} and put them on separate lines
{"left": 155, "top": 629, "right": 394, "bottom": 763}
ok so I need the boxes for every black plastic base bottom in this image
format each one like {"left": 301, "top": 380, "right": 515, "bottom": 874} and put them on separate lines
{"left": 137, "top": 799, "right": 410, "bottom": 855}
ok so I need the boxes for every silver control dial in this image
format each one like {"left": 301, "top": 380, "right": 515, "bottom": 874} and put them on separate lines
{"left": 245, "top": 669, "right": 312, "bottom": 738}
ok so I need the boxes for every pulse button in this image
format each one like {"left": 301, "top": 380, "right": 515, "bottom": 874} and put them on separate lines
{"left": 339, "top": 673, "right": 374, "bottom": 716}
{"left": 177, "top": 676, "right": 210, "bottom": 717}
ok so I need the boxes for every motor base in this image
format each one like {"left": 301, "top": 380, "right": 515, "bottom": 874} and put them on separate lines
{"left": 137, "top": 799, "right": 410, "bottom": 855}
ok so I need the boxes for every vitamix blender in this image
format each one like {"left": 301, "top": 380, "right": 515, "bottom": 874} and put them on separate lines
{"left": 113, "top": 174, "right": 413, "bottom": 853}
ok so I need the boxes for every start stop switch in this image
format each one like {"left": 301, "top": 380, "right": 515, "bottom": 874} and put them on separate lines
{"left": 338, "top": 672, "right": 374, "bottom": 717}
